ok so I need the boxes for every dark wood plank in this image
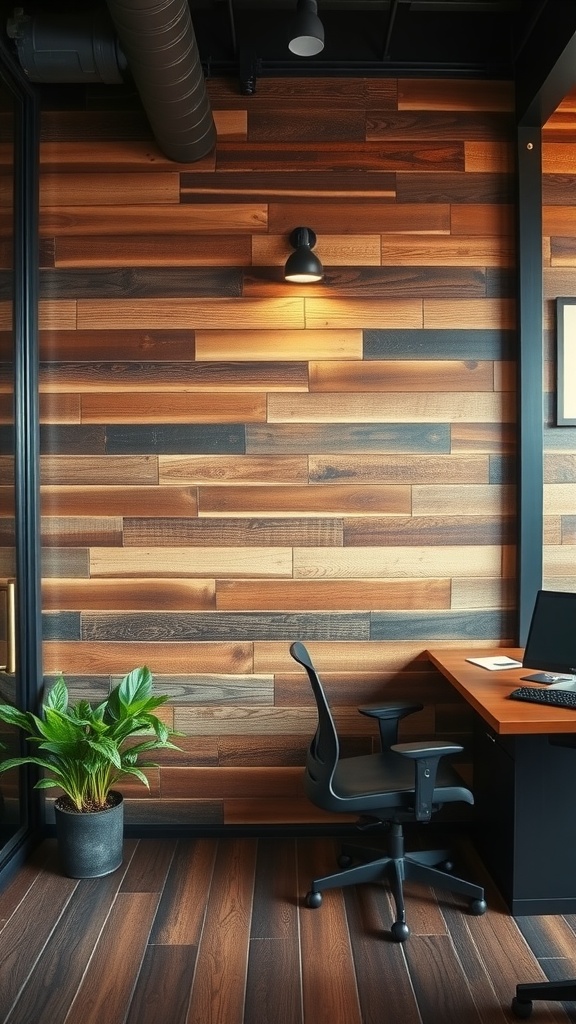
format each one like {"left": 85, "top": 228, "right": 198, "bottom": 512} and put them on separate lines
{"left": 366, "top": 110, "right": 513, "bottom": 140}
{"left": 344, "top": 515, "right": 516, "bottom": 546}
{"left": 126, "top": 945, "right": 197, "bottom": 1024}
{"left": 396, "top": 172, "right": 513, "bottom": 203}
{"left": 39, "top": 328, "right": 195, "bottom": 361}
{"left": 217, "top": 141, "right": 464, "bottom": 171}
{"left": 344, "top": 882, "right": 422, "bottom": 1024}
{"left": 40, "top": 267, "right": 243, "bottom": 299}
{"left": 244, "top": 266, "right": 489, "bottom": 299}
{"left": 247, "top": 108, "right": 366, "bottom": 142}
{"left": 123, "top": 516, "right": 343, "bottom": 547}
{"left": 0, "top": 868, "right": 79, "bottom": 1016}
{"left": 4, "top": 869, "right": 132, "bottom": 1024}
{"left": 246, "top": 423, "right": 451, "bottom": 455}
{"left": 245, "top": 839, "right": 302, "bottom": 1024}
{"left": 180, "top": 170, "right": 396, "bottom": 200}
{"left": 149, "top": 839, "right": 218, "bottom": 944}
{"left": 80, "top": 611, "right": 371, "bottom": 642}
{"left": 197, "top": 483, "right": 411, "bottom": 515}
{"left": 63, "top": 892, "right": 160, "bottom": 1024}
{"left": 187, "top": 839, "right": 258, "bottom": 1024}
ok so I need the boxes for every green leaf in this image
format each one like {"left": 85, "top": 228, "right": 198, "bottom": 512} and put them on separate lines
{"left": 45, "top": 676, "right": 69, "bottom": 713}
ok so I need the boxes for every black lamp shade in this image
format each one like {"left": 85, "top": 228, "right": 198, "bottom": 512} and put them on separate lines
{"left": 288, "top": 0, "right": 324, "bottom": 57}
{"left": 284, "top": 227, "right": 324, "bottom": 282}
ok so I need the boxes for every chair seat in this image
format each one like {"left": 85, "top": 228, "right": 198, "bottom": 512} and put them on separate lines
{"left": 316, "top": 750, "right": 474, "bottom": 814}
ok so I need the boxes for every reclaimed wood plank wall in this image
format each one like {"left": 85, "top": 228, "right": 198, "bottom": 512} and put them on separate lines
{"left": 1, "top": 76, "right": 521, "bottom": 827}
{"left": 542, "top": 92, "right": 576, "bottom": 590}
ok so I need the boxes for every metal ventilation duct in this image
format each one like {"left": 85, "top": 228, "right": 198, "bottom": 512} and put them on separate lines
{"left": 104, "top": 0, "right": 216, "bottom": 163}
{"left": 7, "top": 0, "right": 216, "bottom": 163}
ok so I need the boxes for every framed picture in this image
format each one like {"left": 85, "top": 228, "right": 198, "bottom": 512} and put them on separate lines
{"left": 557, "top": 298, "right": 576, "bottom": 425}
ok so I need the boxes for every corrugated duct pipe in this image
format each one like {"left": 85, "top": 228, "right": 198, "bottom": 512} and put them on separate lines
{"left": 7, "top": 1, "right": 216, "bottom": 162}
{"left": 104, "top": 0, "right": 216, "bottom": 162}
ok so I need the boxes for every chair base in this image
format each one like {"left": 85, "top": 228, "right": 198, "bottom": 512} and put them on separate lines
{"left": 305, "top": 823, "right": 486, "bottom": 941}
{"left": 512, "top": 979, "right": 576, "bottom": 1018}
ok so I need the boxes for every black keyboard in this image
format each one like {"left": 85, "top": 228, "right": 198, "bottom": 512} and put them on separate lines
{"left": 508, "top": 685, "right": 576, "bottom": 709}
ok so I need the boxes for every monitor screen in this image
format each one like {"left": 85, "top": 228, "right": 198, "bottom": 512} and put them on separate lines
{"left": 522, "top": 589, "right": 576, "bottom": 683}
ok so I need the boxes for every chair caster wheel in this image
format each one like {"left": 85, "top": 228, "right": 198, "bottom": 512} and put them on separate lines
{"left": 337, "top": 854, "right": 353, "bottom": 868}
{"left": 390, "top": 921, "right": 410, "bottom": 942}
{"left": 511, "top": 996, "right": 533, "bottom": 1018}
{"left": 306, "top": 891, "right": 322, "bottom": 908}
{"left": 470, "top": 898, "right": 487, "bottom": 916}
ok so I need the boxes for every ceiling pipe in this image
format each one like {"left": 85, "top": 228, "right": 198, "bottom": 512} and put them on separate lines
{"left": 104, "top": 0, "right": 216, "bottom": 162}
{"left": 7, "top": 2, "right": 216, "bottom": 163}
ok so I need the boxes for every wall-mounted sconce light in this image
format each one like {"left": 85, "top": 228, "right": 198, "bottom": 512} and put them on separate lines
{"left": 288, "top": 0, "right": 325, "bottom": 57}
{"left": 284, "top": 227, "right": 324, "bottom": 283}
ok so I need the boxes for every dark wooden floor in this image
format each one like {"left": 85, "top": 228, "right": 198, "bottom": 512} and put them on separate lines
{"left": 1, "top": 832, "right": 575, "bottom": 1024}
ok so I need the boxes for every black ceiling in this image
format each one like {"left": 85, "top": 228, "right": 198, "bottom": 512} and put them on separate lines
{"left": 188, "top": 0, "right": 547, "bottom": 81}
{"left": 0, "top": 0, "right": 554, "bottom": 84}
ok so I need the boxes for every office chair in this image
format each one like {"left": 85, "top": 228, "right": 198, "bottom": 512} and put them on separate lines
{"left": 290, "top": 641, "right": 487, "bottom": 941}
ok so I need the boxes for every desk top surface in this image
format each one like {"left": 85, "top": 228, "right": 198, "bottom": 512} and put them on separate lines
{"left": 426, "top": 648, "right": 576, "bottom": 735}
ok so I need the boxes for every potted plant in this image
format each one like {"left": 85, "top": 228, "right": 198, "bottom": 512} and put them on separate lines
{"left": 0, "top": 665, "right": 179, "bottom": 878}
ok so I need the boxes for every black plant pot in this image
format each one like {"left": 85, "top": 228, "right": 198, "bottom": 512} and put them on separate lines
{"left": 54, "top": 791, "right": 124, "bottom": 878}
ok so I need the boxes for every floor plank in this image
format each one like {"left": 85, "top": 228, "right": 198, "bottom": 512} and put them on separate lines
{"left": 0, "top": 835, "right": 574, "bottom": 1024}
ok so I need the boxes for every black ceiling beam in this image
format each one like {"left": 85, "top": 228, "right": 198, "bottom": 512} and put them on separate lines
{"left": 515, "top": 0, "right": 576, "bottom": 128}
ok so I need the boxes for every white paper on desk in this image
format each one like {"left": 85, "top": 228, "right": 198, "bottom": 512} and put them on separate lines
{"left": 465, "top": 656, "right": 523, "bottom": 670}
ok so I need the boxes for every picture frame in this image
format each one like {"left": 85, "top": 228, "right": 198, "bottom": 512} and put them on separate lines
{"left": 556, "top": 298, "right": 576, "bottom": 425}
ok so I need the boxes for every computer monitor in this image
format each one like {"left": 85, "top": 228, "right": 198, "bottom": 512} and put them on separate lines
{"left": 522, "top": 589, "right": 576, "bottom": 686}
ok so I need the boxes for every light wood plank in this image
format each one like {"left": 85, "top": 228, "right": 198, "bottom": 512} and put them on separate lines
{"left": 40, "top": 173, "right": 180, "bottom": 206}
{"left": 423, "top": 298, "right": 516, "bottom": 329}
{"left": 194, "top": 328, "right": 363, "bottom": 361}
{"left": 412, "top": 483, "right": 515, "bottom": 516}
{"left": 309, "top": 360, "right": 494, "bottom": 392}
{"left": 267, "top": 392, "right": 513, "bottom": 423}
{"left": 216, "top": 579, "right": 451, "bottom": 610}
{"left": 303, "top": 297, "right": 423, "bottom": 329}
{"left": 293, "top": 546, "right": 504, "bottom": 579}
{"left": 89, "top": 547, "right": 293, "bottom": 578}
{"left": 380, "top": 233, "right": 513, "bottom": 266}
{"left": 309, "top": 454, "right": 489, "bottom": 483}
{"left": 213, "top": 109, "right": 247, "bottom": 140}
{"left": 42, "top": 641, "right": 253, "bottom": 674}
{"left": 464, "top": 141, "right": 515, "bottom": 172}
{"left": 76, "top": 298, "right": 306, "bottom": 330}
{"left": 158, "top": 455, "right": 308, "bottom": 484}
{"left": 80, "top": 393, "right": 267, "bottom": 423}
{"left": 397, "top": 80, "right": 514, "bottom": 112}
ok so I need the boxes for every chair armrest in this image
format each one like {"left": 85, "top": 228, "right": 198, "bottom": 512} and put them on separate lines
{"left": 391, "top": 740, "right": 464, "bottom": 823}
{"left": 358, "top": 703, "right": 424, "bottom": 750}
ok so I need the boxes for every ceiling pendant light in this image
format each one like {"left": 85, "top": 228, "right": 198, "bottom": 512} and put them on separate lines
{"left": 288, "top": 0, "right": 325, "bottom": 57}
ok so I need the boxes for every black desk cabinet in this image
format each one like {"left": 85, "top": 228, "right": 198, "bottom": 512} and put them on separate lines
{"left": 473, "top": 718, "right": 576, "bottom": 915}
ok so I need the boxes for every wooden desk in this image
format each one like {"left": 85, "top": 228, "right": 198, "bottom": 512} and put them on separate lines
{"left": 427, "top": 648, "right": 576, "bottom": 916}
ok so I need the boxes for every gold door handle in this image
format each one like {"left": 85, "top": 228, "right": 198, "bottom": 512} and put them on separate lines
{"left": 0, "top": 580, "right": 16, "bottom": 674}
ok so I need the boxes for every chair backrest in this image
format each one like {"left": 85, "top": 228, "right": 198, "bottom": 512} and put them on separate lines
{"left": 289, "top": 641, "right": 340, "bottom": 801}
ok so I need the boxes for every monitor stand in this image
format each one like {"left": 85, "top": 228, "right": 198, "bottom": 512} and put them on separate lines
{"left": 521, "top": 672, "right": 576, "bottom": 687}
